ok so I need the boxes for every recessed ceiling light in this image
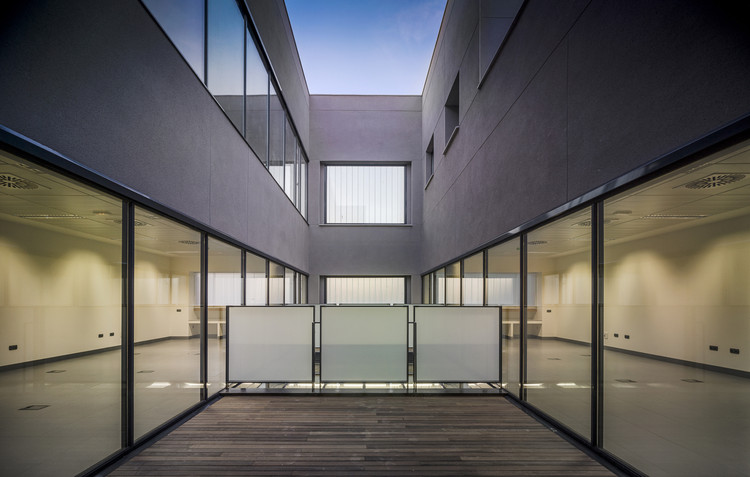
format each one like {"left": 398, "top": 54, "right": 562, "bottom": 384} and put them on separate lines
{"left": 16, "top": 214, "right": 82, "bottom": 219}
{"left": 92, "top": 210, "right": 112, "bottom": 216}
{"left": 527, "top": 240, "right": 547, "bottom": 245}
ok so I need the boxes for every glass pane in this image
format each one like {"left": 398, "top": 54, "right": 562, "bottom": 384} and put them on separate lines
{"left": 325, "top": 277, "right": 405, "bottom": 304}
{"left": 245, "top": 252, "right": 266, "bottom": 305}
{"left": 415, "top": 307, "right": 500, "bottom": 382}
{"left": 325, "top": 165, "right": 405, "bottom": 224}
{"left": 445, "top": 261, "right": 461, "bottom": 305}
{"left": 228, "top": 306, "right": 313, "bottom": 382}
{"left": 207, "top": 238, "right": 241, "bottom": 396}
{"left": 0, "top": 151, "right": 122, "bottom": 475}
{"left": 462, "top": 252, "right": 484, "bottom": 305}
{"left": 143, "top": 0, "right": 205, "bottom": 81}
{"left": 268, "top": 261, "right": 284, "bottom": 305}
{"left": 246, "top": 34, "right": 267, "bottom": 163}
{"left": 284, "top": 120, "right": 296, "bottom": 199}
{"left": 300, "top": 152, "right": 308, "bottom": 218}
{"left": 207, "top": 0, "right": 244, "bottom": 132}
{"left": 299, "top": 275, "right": 307, "bottom": 304}
{"left": 487, "top": 238, "right": 520, "bottom": 395}
{"left": 134, "top": 207, "right": 201, "bottom": 440}
{"left": 433, "top": 268, "right": 445, "bottom": 304}
{"left": 321, "top": 306, "right": 408, "bottom": 382}
{"left": 268, "top": 81, "right": 284, "bottom": 186}
{"left": 526, "top": 208, "right": 592, "bottom": 439}
{"left": 284, "top": 268, "right": 294, "bottom": 304}
{"left": 422, "top": 275, "right": 430, "bottom": 304}
{"left": 603, "top": 139, "right": 750, "bottom": 476}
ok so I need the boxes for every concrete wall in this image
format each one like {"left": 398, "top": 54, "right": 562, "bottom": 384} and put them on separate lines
{"left": 308, "top": 95, "right": 423, "bottom": 303}
{"left": 0, "top": 0, "right": 309, "bottom": 271}
{"left": 421, "top": 0, "right": 750, "bottom": 271}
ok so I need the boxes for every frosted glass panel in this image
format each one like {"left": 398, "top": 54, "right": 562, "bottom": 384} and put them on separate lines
{"left": 321, "top": 306, "right": 407, "bottom": 382}
{"left": 415, "top": 307, "right": 500, "bottom": 382}
{"left": 228, "top": 306, "right": 313, "bottom": 382}
{"left": 326, "top": 165, "right": 405, "bottom": 224}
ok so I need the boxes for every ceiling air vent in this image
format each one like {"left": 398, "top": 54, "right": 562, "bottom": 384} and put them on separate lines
{"left": 178, "top": 240, "right": 200, "bottom": 245}
{"left": 682, "top": 173, "right": 745, "bottom": 190}
{"left": 0, "top": 173, "right": 38, "bottom": 190}
{"left": 572, "top": 218, "right": 615, "bottom": 227}
{"left": 527, "top": 240, "right": 547, "bottom": 246}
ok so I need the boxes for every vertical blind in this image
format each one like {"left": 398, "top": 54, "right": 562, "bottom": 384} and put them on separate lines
{"left": 326, "top": 165, "right": 405, "bottom": 224}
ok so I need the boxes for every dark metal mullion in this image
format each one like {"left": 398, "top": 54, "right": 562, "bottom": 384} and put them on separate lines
{"left": 200, "top": 233, "right": 209, "bottom": 401}
{"left": 121, "top": 201, "right": 134, "bottom": 448}
{"left": 264, "top": 259, "right": 269, "bottom": 305}
{"left": 520, "top": 235, "right": 528, "bottom": 401}
{"left": 592, "top": 203, "right": 605, "bottom": 447}
{"left": 483, "top": 249, "right": 488, "bottom": 306}
{"left": 459, "top": 260, "right": 464, "bottom": 306}
{"left": 266, "top": 76, "right": 270, "bottom": 169}
{"left": 241, "top": 251, "right": 247, "bottom": 306}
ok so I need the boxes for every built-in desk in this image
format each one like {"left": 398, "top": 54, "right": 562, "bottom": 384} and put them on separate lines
{"left": 502, "top": 320, "right": 542, "bottom": 338}
{"left": 188, "top": 320, "right": 225, "bottom": 337}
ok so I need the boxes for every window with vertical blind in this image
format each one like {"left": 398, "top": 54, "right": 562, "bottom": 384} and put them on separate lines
{"left": 325, "top": 165, "right": 406, "bottom": 224}
{"left": 325, "top": 276, "right": 406, "bottom": 304}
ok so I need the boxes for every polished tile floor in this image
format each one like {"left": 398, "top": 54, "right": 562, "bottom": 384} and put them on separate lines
{"left": 1, "top": 338, "right": 748, "bottom": 476}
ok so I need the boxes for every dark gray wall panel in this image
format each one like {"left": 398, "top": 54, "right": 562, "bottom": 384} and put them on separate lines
{"left": 0, "top": 0, "right": 309, "bottom": 270}
{"left": 566, "top": 0, "right": 750, "bottom": 199}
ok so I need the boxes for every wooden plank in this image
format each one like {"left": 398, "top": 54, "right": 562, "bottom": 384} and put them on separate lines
{"left": 110, "top": 395, "right": 614, "bottom": 476}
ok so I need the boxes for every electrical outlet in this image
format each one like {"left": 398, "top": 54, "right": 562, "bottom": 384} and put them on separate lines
{"left": 709, "top": 345, "right": 719, "bottom": 351}
{"left": 9, "top": 345, "right": 18, "bottom": 351}
{"left": 624, "top": 334, "right": 630, "bottom": 339}
{"left": 730, "top": 348, "right": 740, "bottom": 355}
{"left": 614, "top": 333, "right": 619, "bottom": 338}
{"left": 177, "top": 309, "right": 182, "bottom": 312}
{"left": 546, "top": 309, "right": 551, "bottom": 313}
{"left": 109, "top": 332, "right": 115, "bottom": 336}
{"left": 98, "top": 333, "right": 103, "bottom": 338}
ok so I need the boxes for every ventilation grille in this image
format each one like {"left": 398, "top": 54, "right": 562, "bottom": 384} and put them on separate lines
{"left": 178, "top": 240, "right": 200, "bottom": 245}
{"left": 682, "top": 173, "right": 745, "bottom": 190}
{"left": 527, "top": 240, "right": 547, "bottom": 246}
{"left": 0, "top": 173, "right": 38, "bottom": 190}
{"left": 112, "top": 219, "right": 150, "bottom": 227}
{"left": 572, "top": 218, "right": 615, "bottom": 227}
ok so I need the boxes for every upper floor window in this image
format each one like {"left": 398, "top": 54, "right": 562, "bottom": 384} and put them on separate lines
{"left": 324, "top": 165, "right": 406, "bottom": 224}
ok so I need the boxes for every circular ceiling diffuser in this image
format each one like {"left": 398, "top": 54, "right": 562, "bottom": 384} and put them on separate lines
{"left": 0, "top": 173, "right": 38, "bottom": 190}
{"left": 684, "top": 173, "right": 745, "bottom": 190}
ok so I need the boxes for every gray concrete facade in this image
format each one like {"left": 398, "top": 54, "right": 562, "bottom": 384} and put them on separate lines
{"left": 421, "top": 0, "right": 750, "bottom": 272}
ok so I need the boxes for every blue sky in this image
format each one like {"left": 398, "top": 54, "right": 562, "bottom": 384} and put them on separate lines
{"left": 285, "top": 0, "right": 446, "bottom": 95}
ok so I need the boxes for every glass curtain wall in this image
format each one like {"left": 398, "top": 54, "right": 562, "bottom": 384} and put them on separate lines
{"left": 433, "top": 268, "right": 446, "bottom": 304}
{"left": 487, "top": 238, "right": 521, "bottom": 395}
{"left": 268, "top": 261, "right": 284, "bottom": 305}
{"left": 462, "top": 252, "right": 484, "bottom": 305}
{"left": 525, "top": 207, "right": 592, "bottom": 439}
{"left": 284, "top": 268, "right": 295, "bottom": 304}
{"left": 268, "top": 82, "right": 284, "bottom": 187}
{"left": 602, "top": 140, "right": 750, "bottom": 476}
{"left": 245, "top": 252, "right": 267, "bottom": 305}
{"left": 142, "top": 0, "right": 205, "bottom": 82}
{"left": 0, "top": 151, "right": 123, "bottom": 476}
{"left": 245, "top": 31, "right": 268, "bottom": 165}
{"left": 284, "top": 120, "right": 296, "bottom": 199}
{"left": 445, "top": 261, "right": 461, "bottom": 305}
{"left": 133, "top": 207, "right": 201, "bottom": 440}
{"left": 207, "top": 238, "right": 241, "bottom": 396}
{"left": 207, "top": 0, "right": 244, "bottom": 133}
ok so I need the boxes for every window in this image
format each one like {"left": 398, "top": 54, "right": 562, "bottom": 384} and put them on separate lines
{"left": 443, "top": 73, "right": 460, "bottom": 152}
{"left": 245, "top": 252, "right": 267, "bottom": 305}
{"left": 245, "top": 32, "right": 268, "bottom": 164}
{"left": 143, "top": 0, "right": 205, "bottom": 81}
{"left": 325, "top": 276, "right": 406, "bottom": 304}
{"left": 207, "top": 0, "right": 245, "bottom": 133}
{"left": 445, "top": 260, "right": 461, "bottom": 305}
{"left": 462, "top": 252, "right": 484, "bottom": 305}
{"left": 479, "top": 0, "right": 523, "bottom": 84}
{"left": 268, "top": 81, "right": 284, "bottom": 187}
{"left": 425, "top": 135, "right": 434, "bottom": 185}
{"left": 325, "top": 165, "right": 406, "bottom": 224}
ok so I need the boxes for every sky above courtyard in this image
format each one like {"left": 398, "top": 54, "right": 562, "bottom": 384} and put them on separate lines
{"left": 285, "top": 0, "right": 446, "bottom": 95}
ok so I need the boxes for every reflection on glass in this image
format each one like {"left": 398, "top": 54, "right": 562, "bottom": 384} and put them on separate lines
{"left": 463, "top": 252, "right": 484, "bottom": 305}
{"left": 300, "top": 152, "right": 308, "bottom": 218}
{"left": 268, "top": 261, "right": 284, "bottom": 305}
{"left": 526, "top": 208, "right": 591, "bottom": 439}
{"left": 284, "top": 268, "right": 295, "bottom": 304}
{"left": 134, "top": 207, "right": 201, "bottom": 440}
{"left": 603, "top": 140, "right": 750, "bottom": 476}
{"left": 245, "top": 252, "right": 266, "bottom": 305}
{"left": 0, "top": 151, "right": 122, "bottom": 475}
{"left": 246, "top": 33, "right": 268, "bottom": 164}
{"left": 422, "top": 275, "right": 430, "bottom": 304}
{"left": 143, "top": 0, "right": 205, "bottom": 81}
{"left": 207, "top": 0, "right": 244, "bottom": 132}
{"left": 487, "top": 238, "right": 520, "bottom": 395}
{"left": 284, "top": 120, "right": 296, "bottom": 199}
{"left": 433, "top": 268, "right": 445, "bottom": 304}
{"left": 326, "top": 277, "right": 405, "bottom": 304}
{"left": 299, "top": 274, "right": 307, "bottom": 304}
{"left": 445, "top": 261, "right": 461, "bottom": 305}
{"left": 269, "top": 81, "right": 284, "bottom": 186}
{"left": 207, "top": 238, "right": 240, "bottom": 396}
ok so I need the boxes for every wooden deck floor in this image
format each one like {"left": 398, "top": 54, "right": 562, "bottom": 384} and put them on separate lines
{"left": 110, "top": 395, "right": 615, "bottom": 476}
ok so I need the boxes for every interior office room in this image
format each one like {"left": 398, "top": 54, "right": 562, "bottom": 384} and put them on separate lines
{"left": 1, "top": 0, "right": 750, "bottom": 475}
